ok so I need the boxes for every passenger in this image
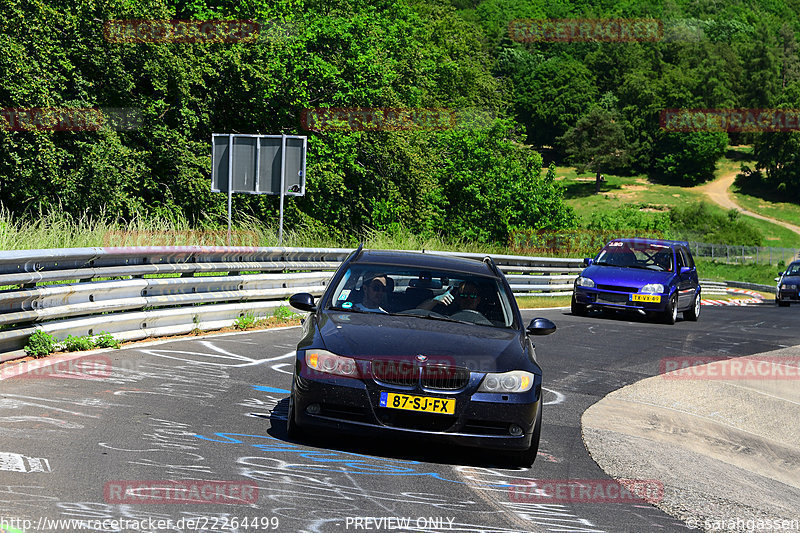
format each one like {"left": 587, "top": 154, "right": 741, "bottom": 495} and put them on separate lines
{"left": 353, "top": 273, "right": 390, "bottom": 313}
{"left": 420, "top": 280, "right": 485, "bottom": 318}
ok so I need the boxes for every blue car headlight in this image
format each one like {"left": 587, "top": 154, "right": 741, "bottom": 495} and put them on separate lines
{"left": 640, "top": 283, "right": 664, "bottom": 294}
{"left": 576, "top": 276, "right": 595, "bottom": 288}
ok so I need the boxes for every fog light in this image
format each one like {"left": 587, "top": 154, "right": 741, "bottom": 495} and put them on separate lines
{"left": 509, "top": 424, "right": 523, "bottom": 437}
{"left": 306, "top": 403, "right": 321, "bottom": 415}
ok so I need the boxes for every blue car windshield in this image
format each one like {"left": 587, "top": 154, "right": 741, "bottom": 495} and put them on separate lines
{"left": 595, "top": 241, "right": 674, "bottom": 272}
{"left": 327, "top": 265, "right": 517, "bottom": 328}
{"left": 786, "top": 263, "right": 800, "bottom": 276}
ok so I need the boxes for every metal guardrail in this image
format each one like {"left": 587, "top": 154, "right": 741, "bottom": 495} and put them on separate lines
{"left": 0, "top": 246, "right": 774, "bottom": 362}
{"left": 688, "top": 241, "right": 799, "bottom": 266}
{"left": 0, "top": 247, "right": 584, "bottom": 362}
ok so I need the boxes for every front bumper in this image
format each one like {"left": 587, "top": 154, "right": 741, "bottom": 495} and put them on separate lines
{"left": 292, "top": 371, "right": 541, "bottom": 451}
{"left": 777, "top": 289, "right": 800, "bottom": 302}
{"left": 574, "top": 287, "right": 669, "bottom": 312}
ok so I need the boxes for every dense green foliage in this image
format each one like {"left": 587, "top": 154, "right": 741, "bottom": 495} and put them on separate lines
{"left": 0, "top": 0, "right": 575, "bottom": 244}
{"left": 2, "top": 0, "right": 799, "bottom": 244}
{"left": 669, "top": 202, "right": 763, "bottom": 246}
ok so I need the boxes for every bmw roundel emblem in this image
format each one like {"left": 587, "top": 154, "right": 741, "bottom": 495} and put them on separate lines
{"left": 416, "top": 354, "right": 428, "bottom": 362}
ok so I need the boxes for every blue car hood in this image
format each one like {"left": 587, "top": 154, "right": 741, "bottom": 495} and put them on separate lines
{"left": 582, "top": 264, "right": 674, "bottom": 287}
{"left": 315, "top": 311, "right": 531, "bottom": 373}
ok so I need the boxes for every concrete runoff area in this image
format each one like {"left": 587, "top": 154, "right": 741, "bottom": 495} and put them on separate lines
{"left": 582, "top": 346, "right": 800, "bottom": 530}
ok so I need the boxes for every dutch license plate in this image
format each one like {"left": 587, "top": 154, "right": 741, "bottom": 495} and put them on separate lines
{"left": 630, "top": 294, "right": 661, "bottom": 303}
{"left": 379, "top": 392, "right": 455, "bottom": 415}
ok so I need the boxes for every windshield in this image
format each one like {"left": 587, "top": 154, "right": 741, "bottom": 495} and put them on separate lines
{"left": 327, "top": 264, "right": 517, "bottom": 329}
{"left": 786, "top": 263, "right": 800, "bottom": 276}
{"left": 595, "top": 241, "right": 674, "bottom": 272}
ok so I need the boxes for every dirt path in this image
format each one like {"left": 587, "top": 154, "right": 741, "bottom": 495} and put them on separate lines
{"left": 697, "top": 169, "right": 800, "bottom": 237}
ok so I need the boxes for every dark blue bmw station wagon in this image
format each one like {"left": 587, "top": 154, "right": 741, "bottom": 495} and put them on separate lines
{"left": 571, "top": 238, "right": 701, "bottom": 324}
{"left": 287, "top": 247, "right": 556, "bottom": 467}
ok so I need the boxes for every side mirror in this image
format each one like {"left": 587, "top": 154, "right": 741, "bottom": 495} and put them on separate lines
{"left": 778, "top": 271, "right": 784, "bottom": 277}
{"left": 289, "top": 293, "right": 317, "bottom": 312}
{"left": 680, "top": 266, "right": 692, "bottom": 274}
{"left": 583, "top": 258, "right": 593, "bottom": 267}
{"left": 527, "top": 318, "right": 556, "bottom": 336}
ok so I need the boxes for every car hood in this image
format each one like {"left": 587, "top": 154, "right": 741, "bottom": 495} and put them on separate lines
{"left": 781, "top": 275, "right": 800, "bottom": 284}
{"left": 315, "top": 311, "right": 531, "bottom": 373}
{"left": 582, "top": 264, "right": 674, "bottom": 287}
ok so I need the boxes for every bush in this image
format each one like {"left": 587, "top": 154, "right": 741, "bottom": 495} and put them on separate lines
{"left": 652, "top": 132, "right": 728, "bottom": 184}
{"left": 587, "top": 205, "right": 671, "bottom": 232}
{"left": 94, "top": 332, "right": 121, "bottom": 349}
{"left": 24, "top": 330, "right": 56, "bottom": 358}
{"left": 670, "top": 202, "right": 762, "bottom": 245}
{"left": 63, "top": 335, "right": 94, "bottom": 352}
{"left": 235, "top": 312, "right": 257, "bottom": 330}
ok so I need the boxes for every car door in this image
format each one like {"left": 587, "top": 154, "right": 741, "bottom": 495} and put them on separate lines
{"left": 676, "top": 247, "right": 696, "bottom": 308}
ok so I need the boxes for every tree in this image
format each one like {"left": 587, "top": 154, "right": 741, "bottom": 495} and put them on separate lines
{"left": 557, "top": 106, "right": 629, "bottom": 193}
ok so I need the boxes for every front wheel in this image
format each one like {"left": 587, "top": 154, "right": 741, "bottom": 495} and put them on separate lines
{"left": 684, "top": 291, "right": 701, "bottom": 321}
{"left": 571, "top": 295, "right": 587, "bottom": 316}
{"left": 506, "top": 404, "right": 542, "bottom": 468}
{"left": 662, "top": 294, "right": 678, "bottom": 325}
{"left": 286, "top": 393, "right": 304, "bottom": 441}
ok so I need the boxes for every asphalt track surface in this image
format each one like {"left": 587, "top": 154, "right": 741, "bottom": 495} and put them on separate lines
{"left": 1, "top": 305, "right": 798, "bottom": 533}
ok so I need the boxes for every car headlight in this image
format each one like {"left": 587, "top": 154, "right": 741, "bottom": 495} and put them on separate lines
{"left": 640, "top": 283, "right": 664, "bottom": 294}
{"left": 477, "top": 371, "right": 535, "bottom": 393}
{"left": 576, "top": 277, "right": 595, "bottom": 288}
{"left": 305, "top": 350, "right": 360, "bottom": 378}
{"left": 781, "top": 284, "right": 787, "bottom": 289}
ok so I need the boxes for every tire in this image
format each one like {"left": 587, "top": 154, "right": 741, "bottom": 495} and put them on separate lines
{"left": 506, "top": 404, "right": 542, "bottom": 468}
{"left": 662, "top": 294, "right": 678, "bottom": 325}
{"left": 286, "top": 393, "right": 304, "bottom": 441}
{"left": 684, "top": 291, "right": 701, "bottom": 321}
{"left": 571, "top": 295, "right": 587, "bottom": 316}
{"left": 778, "top": 300, "right": 790, "bottom": 307}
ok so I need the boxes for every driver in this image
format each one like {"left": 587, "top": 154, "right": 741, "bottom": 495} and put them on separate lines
{"left": 419, "top": 281, "right": 485, "bottom": 318}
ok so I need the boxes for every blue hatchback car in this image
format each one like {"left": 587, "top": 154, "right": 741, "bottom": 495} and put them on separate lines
{"left": 571, "top": 239, "right": 701, "bottom": 324}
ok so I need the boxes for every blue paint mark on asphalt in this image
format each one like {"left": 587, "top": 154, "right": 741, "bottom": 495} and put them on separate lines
{"left": 253, "top": 385, "right": 290, "bottom": 394}
{"left": 194, "top": 432, "right": 465, "bottom": 483}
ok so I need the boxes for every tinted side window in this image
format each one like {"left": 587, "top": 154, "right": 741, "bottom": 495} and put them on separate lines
{"left": 680, "top": 247, "right": 694, "bottom": 268}
{"left": 676, "top": 249, "right": 685, "bottom": 269}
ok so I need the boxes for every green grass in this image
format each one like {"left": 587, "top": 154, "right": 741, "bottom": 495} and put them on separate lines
{"left": 516, "top": 295, "right": 572, "bottom": 308}
{"left": 556, "top": 157, "right": 800, "bottom": 249}
{"left": 695, "top": 258, "right": 782, "bottom": 286}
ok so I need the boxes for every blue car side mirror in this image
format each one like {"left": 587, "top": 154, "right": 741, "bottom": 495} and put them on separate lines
{"left": 680, "top": 266, "right": 692, "bottom": 274}
{"left": 527, "top": 318, "right": 556, "bottom": 336}
{"left": 583, "top": 258, "right": 593, "bottom": 267}
{"left": 289, "top": 293, "right": 317, "bottom": 312}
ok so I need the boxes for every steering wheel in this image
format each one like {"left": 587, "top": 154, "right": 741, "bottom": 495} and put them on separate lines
{"left": 450, "top": 309, "right": 493, "bottom": 326}
{"left": 397, "top": 308, "right": 448, "bottom": 319}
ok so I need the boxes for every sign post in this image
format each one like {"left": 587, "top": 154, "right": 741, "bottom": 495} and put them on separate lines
{"left": 211, "top": 134, "right": 307, "bottom": 245}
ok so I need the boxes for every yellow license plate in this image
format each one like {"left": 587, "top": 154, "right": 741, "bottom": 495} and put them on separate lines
{"left": 630, "top": 294, "right": 661, "bottom": 303}
{"left": 379, "top": 392, "right": 455, "bottom": 414}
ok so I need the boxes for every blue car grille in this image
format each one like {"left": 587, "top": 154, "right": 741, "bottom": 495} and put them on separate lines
{"left": 596, "top": 292, "right": 630, "bottom": 304}
{"left": 596, "top": 284, "right": 638, "bottom": 292}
